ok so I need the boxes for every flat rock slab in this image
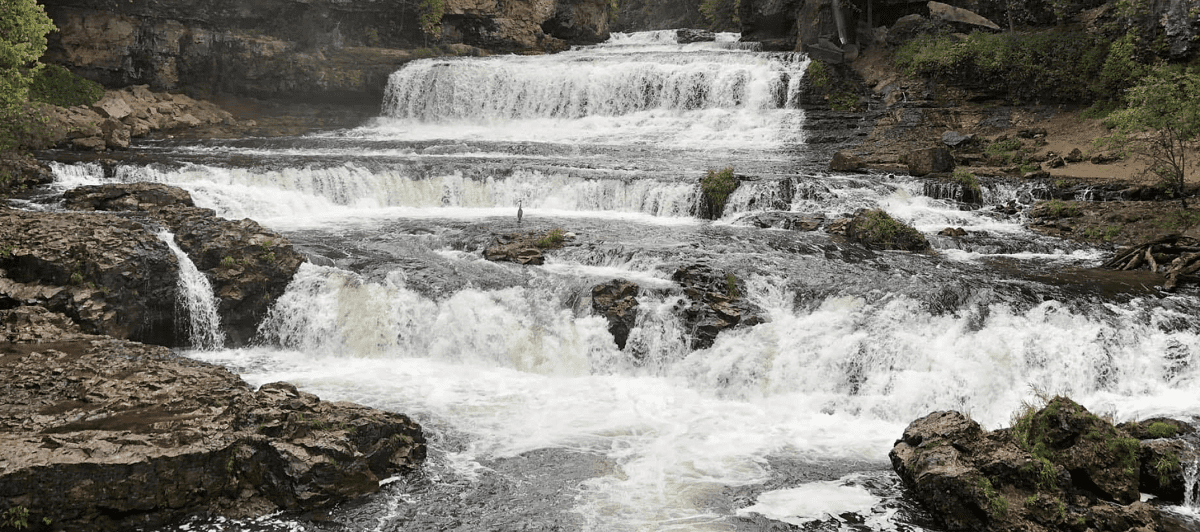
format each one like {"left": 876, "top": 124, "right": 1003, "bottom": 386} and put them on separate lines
{"left": 0, "top": 306, "right": 425, "bottom": 531}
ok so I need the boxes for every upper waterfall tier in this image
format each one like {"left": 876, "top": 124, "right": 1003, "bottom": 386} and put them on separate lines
{"left": 381, "top": 37, "right": 807, "bottom": 122}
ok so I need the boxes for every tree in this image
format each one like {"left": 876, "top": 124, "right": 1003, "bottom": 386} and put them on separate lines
{"left": 1104, "top": 64, "right": 1200, "bottom": 209}
{"left": 2, "top": 0, "right": 56, "bottom": 152}
{"left": 1, "top": 0, "right": 55, "bottom": 111}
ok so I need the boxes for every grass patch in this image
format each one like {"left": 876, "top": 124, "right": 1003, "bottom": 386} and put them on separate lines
{"left": 1042, "top": 199, "right": 1081, "bottom": 218}
{"left": 535, "top": 228, "right": 566, "bottom": 248}
{"left": 977, "top": 477, "right": 1008, "bottom": 518}
{"left": 1147, "top": 421, "right": 1177, "bottom": 439}
{"left": 1155, "top": 452, "right": 1181, "bottom": 486}
{"left": 849, "top": 210, "right": 929, "bottom": 251}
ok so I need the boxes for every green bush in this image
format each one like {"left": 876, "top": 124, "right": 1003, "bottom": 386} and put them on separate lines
{"left": 893, "top": 31, "right": 1118, "bottom": 104}
{"left": 701, "top": 167, "right": 737, "bottom": 217}
{"left": 29, "top": 64, "right": 104, "bottom": 107}
{"left": 1147, "top": 421, "right": 1177, "bottom": 439}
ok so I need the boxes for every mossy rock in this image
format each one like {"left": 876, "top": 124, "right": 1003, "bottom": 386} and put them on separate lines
{"left": 845, "top": 209, "right": 931, "bottom": 252}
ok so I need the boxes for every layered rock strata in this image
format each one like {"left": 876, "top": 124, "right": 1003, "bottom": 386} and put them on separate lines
{"left": 0, "top": 306, "right": 425, "bottom": 531}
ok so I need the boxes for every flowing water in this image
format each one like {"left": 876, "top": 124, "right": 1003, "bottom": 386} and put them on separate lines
{"left": 42, "top": 31, "right": 1200, "bottom": 531}
{"left": 157, "top": 230, "right": 226, "bottom": 350}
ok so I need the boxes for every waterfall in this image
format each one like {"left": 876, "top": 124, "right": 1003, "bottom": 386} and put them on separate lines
{"left": 1186, "top": 452, "right": 1200, "bottom": 510}
{"left": 157, "top": 231, "right": 225, "bottom": 350}
{"left": 381, "top": 51, "right": 805, "bottom": 122}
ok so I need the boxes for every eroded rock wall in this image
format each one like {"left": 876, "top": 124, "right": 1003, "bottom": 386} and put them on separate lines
{"left": 41, "top": 0, "right": 612, "bottom": 102}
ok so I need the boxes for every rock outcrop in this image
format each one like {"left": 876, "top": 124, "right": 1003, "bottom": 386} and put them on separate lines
{"left": 0, "top": 306, "right": 425, "bottom": 531}
{"left": 832, "top": 209, "right": 931, "bottom": 252}
{"left": 890, "top": 397, "right": 1188, "bottom": 532}
{"left": 735, "top": 211, "right": 826, "bottom": 231}
{"left": 738, "top": 0, "right": 803, "bottom": 51}
{"left": 61, "top": 183, "right": 306, "bottom": 346}
{"left": 41, "top": 0, "right": 611, "bottom": 102}
{"left": 670, "top": 264, "right": 765, "bottom": 350}
{"left": 483, "top": 230, "right": 571, "bottom": 266}
{"left": 44, "top": 86, "right": 240, "bottom": 151}
{"left": 0, "top": 209, "right": 179, "bottom": 346}
{"left": 591, "top": 279, "right": 640, "bottom": 350}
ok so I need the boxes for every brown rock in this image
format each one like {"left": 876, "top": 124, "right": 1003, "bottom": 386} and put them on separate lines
{"left": 0, "top": 307, "right": 425, "bottom": 531}
{"left": 71, "top": 136, "right": 106, "bottom": 151}
{"left": 99, "top": 118, "right": 130, "bottom": 149}
{"left": 591, "top": 279, "right": 639, "bottom": 350}
{"left": 903, "top": 147, "right": 954, "bottom": 176}
{"left": 93, "top": 92, "right": 133, "bottom": 120}
{"left": 830, "top": 150, "right": 865, "bottom": 172}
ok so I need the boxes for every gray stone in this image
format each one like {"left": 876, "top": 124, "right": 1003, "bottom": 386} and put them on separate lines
{"left": 941, "top": 130, "right": 974, "bottom": 148}
{"left": 927, "top": 1, "right": 1001, "bottom": 31}
{"left": 829, "top": 150, "right": 865, "bottom": 172}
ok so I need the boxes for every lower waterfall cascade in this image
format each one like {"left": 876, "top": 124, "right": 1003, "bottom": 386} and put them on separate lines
{"left": 37, "top": 29, "right": 1200, "bottom": 532}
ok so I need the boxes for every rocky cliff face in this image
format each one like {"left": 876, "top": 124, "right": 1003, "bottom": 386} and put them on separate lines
{"left": 41, "top": 0, "right": 611, "bottom": 102}
{"left": 0, "top": 306, "right": 425, "bottom": 531}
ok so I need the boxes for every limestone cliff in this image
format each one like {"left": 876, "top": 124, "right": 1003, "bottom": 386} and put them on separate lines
{"left": 41, "top": 0, "right": 611, "bottom": 103}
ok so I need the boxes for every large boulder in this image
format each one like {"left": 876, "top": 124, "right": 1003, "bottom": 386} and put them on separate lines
{"left": 62, "top": 183, "right": 306, "bottom": 346}
{"left": 890, "top": 397, "right": 1166, "bottom": 532}
{"left": 0, "top": 210, "right": 179, "bottom": 346}
{"left": 670, "top": 263, "right": 765, "bottom": 350}
{"left": 0, "top": 306, "right": 425, "bottom": 531}
{"left": 591, "top": 279, "right": 640, "bottom": 350}
{"left": 841, "top": 209, "right": 931, "bottom": 252}
{"left": 904, "top": 146, "right": 954, "bottom": 176}
{"left": 542, "top": 0, "right": 612, "bottom": 44}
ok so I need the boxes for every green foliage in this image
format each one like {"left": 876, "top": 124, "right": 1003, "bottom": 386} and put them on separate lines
{"left": 724, "top": 272, "right": 739, "bottom": 299}
{"left": 952, "top": 169, "right": 982, "bottom": 197}
{"left": 1042, "top": 199, "right": 1081, "bottom": 218}
{"left": 1155, "top": 452, "right": 1181, "bottom": 486}
{"left": 1, "top": 506, "right": 29, "bottom": 530}
{"left": 220, "top": 256, "right": 235, "bottom": 268}
{"left": 702, "top": 166, "right": 737, "bottom": 216}
{"left": 807, "top": 60, "right": 831, "bottom": 90}
{"left": 1035, "top": 456, "right": 1057, "bottom": 491}
{"left": 1107, "top": 436, "right": 1141, "bottom": 475}
{"left": 1099, "top": 31, "right": 1149, "bottom": 97}
{"left": 535, "top": 228, "right": 566, "bottom": 248}
{"left": 1147, "top": 421, "right": 1177, "bottom": 439}
{"left": 699, "top": 0, "right": 739, "bottom": 32}
{"left": 851, "top": 209, "right": 928, "bottom": 251}
{"left": 977, "top": 477, "right": 1008, "bottom": 518}
{"left": 1, "top": 0, "right": 55, "bottom": 151}
{"left": 69, "top": 272, "right": 83, "bottom": 285}
{"left": 893, "top": 31, "right": 1118, "bottom": 104}
{"left": 418, "top": 0, "right": 445, "bottom": 37}
{"left": 28, "top": 64, "right": 104, "bottom": 107}
{"left": 1081, "top": 100, "right": 1121, "bottom": 120}
{"left": 1103, "top": 64, "right": 1200, "bottom": 208}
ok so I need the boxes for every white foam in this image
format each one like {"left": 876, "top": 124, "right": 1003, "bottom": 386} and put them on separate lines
{"left": 737, "top": 477, "right": 880, "bottom": 526}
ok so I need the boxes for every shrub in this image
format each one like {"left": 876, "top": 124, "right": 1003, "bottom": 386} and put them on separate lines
{"left": 29, "top": 64, "right": 104, "bottom": 107}
{"left": 893, "top": 31, "right": 1116, "bottom": 104}
{"left": 535, "top": 228, "right": 566, "bottom": 248}
{"left": 1147, "top": 421, "right": 1177, "bottom": 439}
{"left": 847, "top": 209, "right": 930, "bottom": 251}
{"left": 701, "top": 166, "right": 737, "bottom": 217}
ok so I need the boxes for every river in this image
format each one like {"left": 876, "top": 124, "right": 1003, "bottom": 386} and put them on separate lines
{"left": 45, "top": 31, "right": 1200, "bottom": 531}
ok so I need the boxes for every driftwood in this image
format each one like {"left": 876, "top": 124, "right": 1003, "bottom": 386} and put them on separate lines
{"left": 1102, "top": 235, "right": 1200, "bottom": 291}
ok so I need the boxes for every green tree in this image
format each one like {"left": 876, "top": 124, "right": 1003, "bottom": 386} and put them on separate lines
{"left": 1, "top": 0, "right": 55, "bottom": 109}
{"left": 1104, "top": 64, "right": 1200, "bottom": 208}
{"left": 1, "top": 0, "right": 56, "bottom": 150}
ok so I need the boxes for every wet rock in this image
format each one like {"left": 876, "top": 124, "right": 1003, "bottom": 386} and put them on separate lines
{"left": 591, "top": 279, "right": 639, "bottom": 350}
{"left": 843, "top": 209, "right": 931, "bottom": 252}
{"left": 0, "top": 307, "right": 425, "bottom": 531}
{"left": 1136, "top": 437, "right": 1195, "bottom": 503}
{"left": 62, "top": 183, "right": 307, "bottom": 346}
{"left": 735, "top": 211, "right": 825, "bottom": 231}
{"left": 0, "top": 152, "right": 54, "bottom": 196}
{"left": 670, "top": 264, "right": 765, "bottom": 350}
{"left": 891, "top": 397, "right": 1162, "bottom": 532}
{"left": 675, "top": 28, "right": 716, "bottom": 43}
{"left": 99, "top": 118, "right": 131, "bottom": 150}
{"left": 484, "top": 229, "right": 570, "bottom": 266}
{"left": 0, "top": 210, "right": 179, "bottom": 346}
{"left": 1023, "top": 169, "right": 1050, "bottom": 179}
{"left": 829, "top": 150, "right": 865, "bottom": 172}
{"left": 939, "top": 227, "right": 967, "bottom": 237}
{"left": 903, "top": 147, "right": 954, "bottom": 177}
